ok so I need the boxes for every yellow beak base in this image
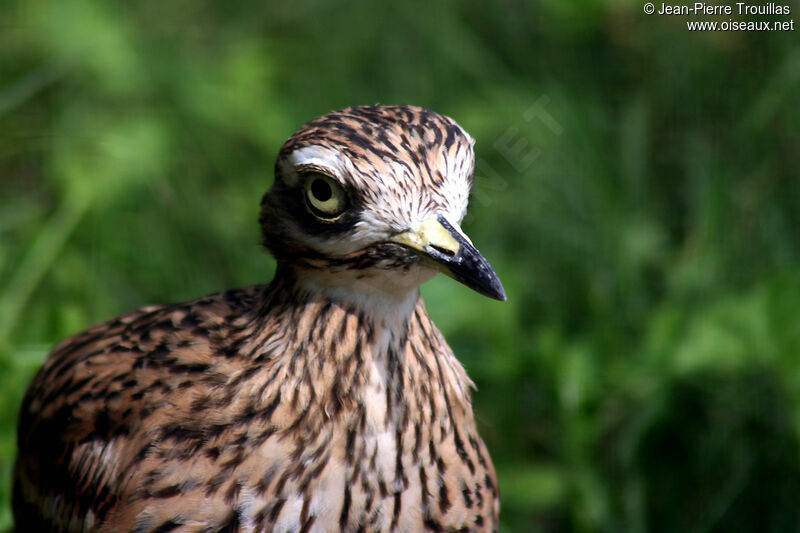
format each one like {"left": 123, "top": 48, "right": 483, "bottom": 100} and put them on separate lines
{"left": 390, "top": 215, "right": 506, "bottom": 301}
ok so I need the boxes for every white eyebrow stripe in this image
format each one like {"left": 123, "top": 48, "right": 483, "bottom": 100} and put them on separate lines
{"left": 287, "top": 146, "right": 341, "bottom": 170}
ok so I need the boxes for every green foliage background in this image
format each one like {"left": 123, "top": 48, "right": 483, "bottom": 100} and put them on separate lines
{"left": 1, "top": 0, "right": 799, "bottom": 531}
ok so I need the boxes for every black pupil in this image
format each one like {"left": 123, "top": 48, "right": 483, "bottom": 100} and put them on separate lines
{"left": 311, "top": 179, "right": 332, "bottom": 202}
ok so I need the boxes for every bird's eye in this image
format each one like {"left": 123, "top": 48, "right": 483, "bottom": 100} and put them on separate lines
{"left": 303, "top": 173, "right": 348, "bottom": 219}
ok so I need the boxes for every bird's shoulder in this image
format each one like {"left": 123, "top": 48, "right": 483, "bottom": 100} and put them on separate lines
{"left": 21, "top": 285, "right": 271, "bottom": 427}
{"left": 14, "top": 285, "right": 280, "bottom": 530}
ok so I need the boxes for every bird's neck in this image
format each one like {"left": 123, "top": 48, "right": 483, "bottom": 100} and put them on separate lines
{"left": 248, "top": 265, "right": 473, "bottom": 418}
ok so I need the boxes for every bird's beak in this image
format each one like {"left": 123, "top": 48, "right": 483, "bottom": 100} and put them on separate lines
{"left": 391, "top": 215, "right": 507, "bottom": 301}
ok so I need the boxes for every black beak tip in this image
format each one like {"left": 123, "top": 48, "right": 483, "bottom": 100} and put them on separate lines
{"left": 491, "top": 283, "right": 508, "bottom": 302}
{"left": 474, "top": 271, "right": 507, "bottom": 301}
{"left": 429, "top": 215, "right": 508, "bottom": 302}
{"left": 449, "top": 258, "right": 507, "bottom": 302}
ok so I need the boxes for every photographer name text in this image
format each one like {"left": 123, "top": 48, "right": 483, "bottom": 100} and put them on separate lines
{"left": 657, "top": 2, "right": 790, "bottom": 15}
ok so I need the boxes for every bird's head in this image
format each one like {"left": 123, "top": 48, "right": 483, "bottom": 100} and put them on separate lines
{"left": 259, "top": 105, "right": 505, "bottom": 303}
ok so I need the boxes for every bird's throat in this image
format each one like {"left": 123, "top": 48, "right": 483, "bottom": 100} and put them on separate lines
{"left": 288, "top": 264, "right": 432, "bottom": 336}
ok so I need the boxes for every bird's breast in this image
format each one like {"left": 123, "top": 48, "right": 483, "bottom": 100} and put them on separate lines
{"left": 227, "top": 320, "right": 497, "bottom": 532}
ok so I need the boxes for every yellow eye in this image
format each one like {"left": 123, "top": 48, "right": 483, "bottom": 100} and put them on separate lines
{"left": 303, "top": 173, "right": 348, "bottom": 219}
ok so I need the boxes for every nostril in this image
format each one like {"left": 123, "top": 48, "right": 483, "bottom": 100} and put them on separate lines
{"left": 429, "top": 245, "right": 456, "bottom": 258}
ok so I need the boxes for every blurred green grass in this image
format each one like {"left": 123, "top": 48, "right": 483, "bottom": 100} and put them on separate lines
{"left": 1, "top": 0, "right": 799, "bottom": 531}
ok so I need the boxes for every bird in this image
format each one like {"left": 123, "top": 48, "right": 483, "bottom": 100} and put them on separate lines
{"left": 13, "top": 105, "right": 506, "bottom": 533}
